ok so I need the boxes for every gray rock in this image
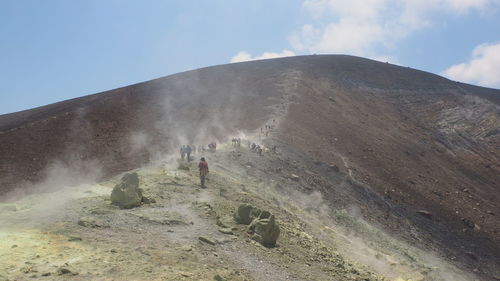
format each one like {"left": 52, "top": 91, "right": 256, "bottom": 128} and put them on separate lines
{"left": 78, "top": 216, "right": 105, "bottom": 228}
{"left": 216, "top": 217, "right": 231, "bottom": 228}
{"left": 110, "top": 172, "right": 143, "bottom": 209}
{"left": 218, "top": 228, "right": 233, "bottom": 235}
{"left": 56, "top": 267, "right": 78, "bottom": 276}
{"left": 57, "top": 268, "right": 71, "bottom": 275}
{"left": 417, "top": 210, "right": 432, "bottom": 219}
{"left": 67, "top": 236, "right": 82, "bottom": 242}
{"left": 198, "top": 236, "right": 216, "bottom": 245}
{"left": 142, "top": 196, "right": 156, "bottom": 204}
{"left": 234, "top": 204, "right": 280, "bottom": 247}
{"left": 248, "top": 214, "right": 280, "bottom": 247}
{"left": 290, "top": 174, "right": 300, "bottom": 181}
{"left": 234, "top": 203, "right": 262, "bottom": 225}
{"left": 20, "top": 265, "right": 36, "bottom": 274}
{"left": 214, "top": 275, "right": 225, "bottom": 281}
{"left": 329, "top": 164, "right": 340, "bottom": 172}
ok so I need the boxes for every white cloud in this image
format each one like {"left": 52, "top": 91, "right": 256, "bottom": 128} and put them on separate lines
{"left": 292, "top": 0, "right": 500, "bottom": 57}
{"left": 230, "top": 50, "right": 296, "bottom": 63}
{"left": 442, "top": 42, "right": 500, "bottom": 88}
{"left": 443, "top": 0, "right": 496, "bottom": 13}
{"left": 230, "top": 51, "right": 252, "bottom": 63}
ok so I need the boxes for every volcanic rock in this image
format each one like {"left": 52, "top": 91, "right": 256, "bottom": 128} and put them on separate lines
{"left": 248, "top": 213, "right": 280, "bottom": 247}
{"left": 198, "top": 236, "right": 216, "bottom": 245}
{"left": 110, "top": 172, "right": 143, "bottom": 209}
{"left": 78, "top": 216, "right": 105, "bottom": 228}
{"left": 234, "top": 203, "right": 261, "bottom": 225}
{"left": 417, "top": 210, "right": 432, "bottom": 219}
{"left": 218, "top": 228, "right": 233, "bottom": 235}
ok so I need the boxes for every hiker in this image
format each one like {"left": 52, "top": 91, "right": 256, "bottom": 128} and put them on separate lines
{"left": 186, "top": 145, "right": 192, "bottom": 162}
{"left": 198, "top": 157, "right": 209, "bottom": 188}
{"left": 251, "top": 143, "right": 256, "bottom": 151}
{"left": 192, "top": 145, "right": 197, "bottom": 155}
{"left": 256, "top": 145, "right": 262, "bottom": 156}
{"left": 180, "top": 145, "right": 186, "bottom": 160}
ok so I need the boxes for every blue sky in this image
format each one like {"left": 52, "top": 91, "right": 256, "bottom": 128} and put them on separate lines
{"left": 1, "top": 0, "right": 499, "bottom": 114}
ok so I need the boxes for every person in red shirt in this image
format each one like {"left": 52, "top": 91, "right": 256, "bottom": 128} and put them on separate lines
{"left": 198, "top": 157, "right": 209, "bottom": 188}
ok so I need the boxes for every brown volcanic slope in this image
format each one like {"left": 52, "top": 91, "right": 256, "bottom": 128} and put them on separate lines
{"left": 1, "top": 55, "right": 499, "bottom": 279}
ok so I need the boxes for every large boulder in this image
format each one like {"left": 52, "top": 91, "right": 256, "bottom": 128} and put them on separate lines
{"left": 234, "top": 203, "right": 262, "bottom": 224}
{"left": 110, "top": 172, "right": 143, "bottom": 209}
{"left": 234, "top": 203, "right": 280, "bottom": 247}
{"left": 248, "top": 212, "right": 280, "bottom": 247}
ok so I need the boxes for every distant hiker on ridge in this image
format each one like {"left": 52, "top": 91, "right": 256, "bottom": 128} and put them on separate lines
{"left": 198, "top": 157, "right": 209, "bottom": 188}
{"left": 180, "top": 145, "right": 186, "bottom": 160}
{"left": 186, "top": 145, "right": 192, "bottom": 162}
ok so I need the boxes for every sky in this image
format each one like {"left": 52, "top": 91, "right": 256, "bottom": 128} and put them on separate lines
{"left": 1, "top": 0, "right": 499, "bottom": 114}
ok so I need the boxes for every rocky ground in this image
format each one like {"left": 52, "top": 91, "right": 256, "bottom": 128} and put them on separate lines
{"left": 0, "top": 138, "right": 480, "bottom": 281}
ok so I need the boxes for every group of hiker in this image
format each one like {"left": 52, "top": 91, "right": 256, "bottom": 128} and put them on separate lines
{"left": 260, "top": 119, "right": 276, "bottom": 137}
{"left": 178, "top": 143, "right": 215, "bottom": 188}
{"left": 181, "top": 134, "right": 278, "bottom": 189}
{"left": 250, "top": 142, "right": 263, "bottom": 155}
{"left": 180, "top": 145, "right": 194, "bottom": 161}
{"left": 180, "top": 142, "right": 218, "bottom": 162}
{"left": 231, "top": 137, "right": 241, "bottom": 147}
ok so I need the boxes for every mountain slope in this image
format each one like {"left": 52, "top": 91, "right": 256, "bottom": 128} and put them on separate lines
{"left": 1, "top": 55, "right": 499, "bottom": 280}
